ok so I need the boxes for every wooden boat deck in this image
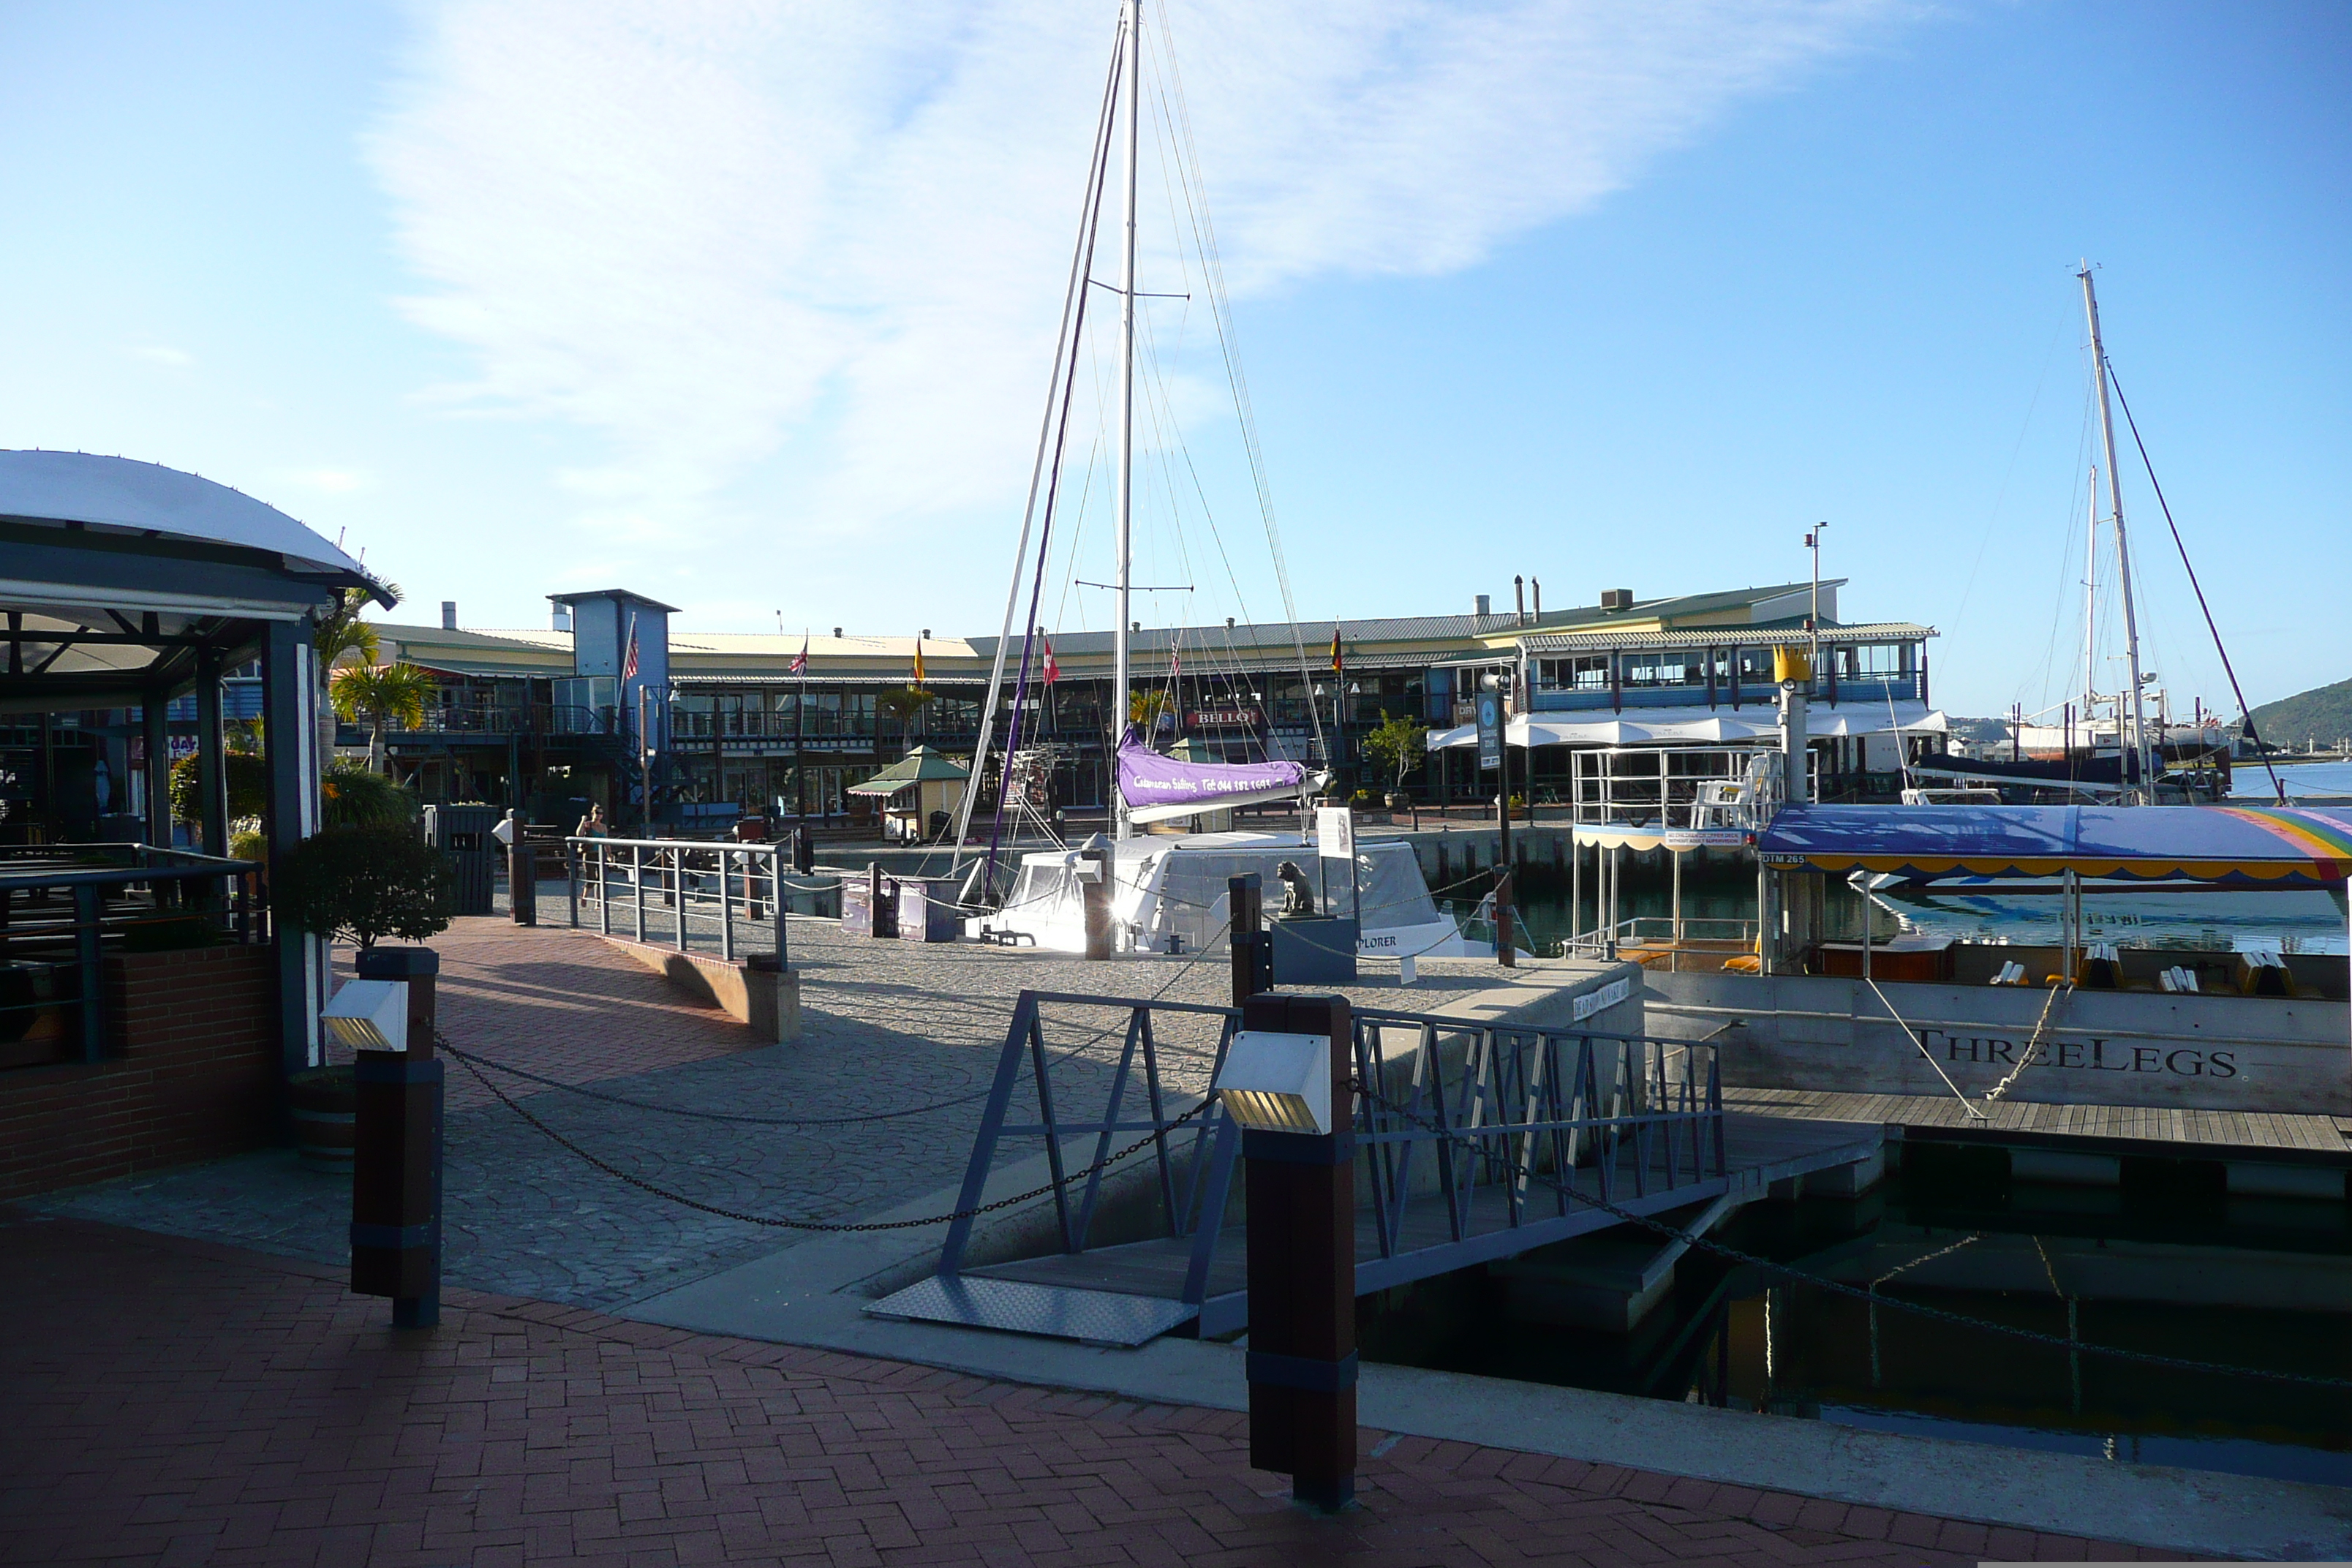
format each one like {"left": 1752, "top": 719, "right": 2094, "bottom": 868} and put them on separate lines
{"left": 1722, "top": 1085, "right": 2352, "bottom": 1159}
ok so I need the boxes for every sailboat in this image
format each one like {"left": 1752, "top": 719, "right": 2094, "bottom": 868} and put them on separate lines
{"left": 946, "top": 0, "right": 1480, "bottom": 961}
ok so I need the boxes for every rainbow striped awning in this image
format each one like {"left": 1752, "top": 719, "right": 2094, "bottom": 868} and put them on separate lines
{"left": 1757, "top": 804, "right": 2352, "bottom": 885}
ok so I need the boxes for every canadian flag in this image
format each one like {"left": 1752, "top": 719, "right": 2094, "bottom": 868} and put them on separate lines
{"left": 1041, "top": 634, "right": 1059, "bottom": 685}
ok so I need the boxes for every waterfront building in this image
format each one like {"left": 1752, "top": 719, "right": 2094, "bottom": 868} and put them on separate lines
{"left": 346, "top": 579, "right": 1940, "bottom": 827}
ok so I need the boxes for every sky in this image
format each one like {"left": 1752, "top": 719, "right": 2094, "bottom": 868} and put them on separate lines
{"left": 2, "top": 0, "right": 2345, "bottom": 720}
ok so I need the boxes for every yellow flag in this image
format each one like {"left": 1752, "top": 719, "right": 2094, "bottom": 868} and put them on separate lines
{"left": 913, "top": 638, "right": 927, "bottom": 685}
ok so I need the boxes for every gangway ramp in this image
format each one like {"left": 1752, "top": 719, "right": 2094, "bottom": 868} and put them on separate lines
{"left": 869, "top": 988, "right": 1884, "bottom": 1346}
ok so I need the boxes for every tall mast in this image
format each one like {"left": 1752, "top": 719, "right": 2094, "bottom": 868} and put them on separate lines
{"left": 1112, "top": 0, "right": 1141, "bottom": 838}
{"left": 2083, "top": 464, "right": 2097, "bottom": 737}
{"left": 2080, "top": 264, "right": 2149, "bottom": 801}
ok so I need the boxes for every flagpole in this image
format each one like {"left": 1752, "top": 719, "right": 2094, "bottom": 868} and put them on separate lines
{"left": 795, "top": 631, "right": 807, "bottom": 823}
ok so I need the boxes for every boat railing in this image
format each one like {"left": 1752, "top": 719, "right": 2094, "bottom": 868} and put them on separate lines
{"left": 1564, "top": 915, "right": 1760, "bottom": 970}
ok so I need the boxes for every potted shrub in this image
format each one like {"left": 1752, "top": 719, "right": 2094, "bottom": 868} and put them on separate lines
{"left": 287, "top": 1063, "right": 356, "bottom": 1172}
{"left": 272, "top": 824, "right": 454, "bottom": 951}
{"left": 1360, "top": 713, "right": 1427, "bottom": 815}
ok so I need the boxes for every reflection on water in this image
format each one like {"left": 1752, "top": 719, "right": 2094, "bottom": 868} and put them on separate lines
{"left": 1359, "top": 1165, "right": 2352, "bottom": 1487}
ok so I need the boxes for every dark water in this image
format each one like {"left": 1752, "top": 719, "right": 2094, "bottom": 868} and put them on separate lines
{"left": 1358, "top": 1160, "right": 2352, "bottom": 1487}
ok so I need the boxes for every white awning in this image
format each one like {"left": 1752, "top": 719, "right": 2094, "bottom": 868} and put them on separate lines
{"left": 1430, "top": 704, "right": 1948, "bottom": 749}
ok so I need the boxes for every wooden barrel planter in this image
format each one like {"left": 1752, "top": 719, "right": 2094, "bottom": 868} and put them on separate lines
{"left": 287, "top": 1064, "right": 356, "bottom": 1174}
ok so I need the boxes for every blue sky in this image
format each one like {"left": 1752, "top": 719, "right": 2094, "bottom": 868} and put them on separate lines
{"left": 2, "top": 1, "right": 2345, "bottom": 720}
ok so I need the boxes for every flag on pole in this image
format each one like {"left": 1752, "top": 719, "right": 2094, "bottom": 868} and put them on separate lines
{"left": 621, "top": 614, "right": 641, "bottom": 682}
{"left": 912, "top": 637, "right": 927, "bottom": 685}
{"left": 789, "top": 634, "right": 808, "bottom": 675}
{"left": 1041, "top": 634, "right": 1060, "bottom": 685}
{"left": 1329, "top": 625, "right": 1343, "bottom": 674}
{"left": 1170, "top": 645, "right": 1181, "bottom": 679}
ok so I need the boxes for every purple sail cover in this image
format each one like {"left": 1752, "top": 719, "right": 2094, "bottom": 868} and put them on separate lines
{"left": 1116, "top": 730, "right": 1307, "bottom": 810}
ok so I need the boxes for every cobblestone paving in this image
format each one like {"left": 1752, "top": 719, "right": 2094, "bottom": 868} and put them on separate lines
{"left": 31, "top": 909, "right": 1569, "bottom": 1309}
{"left": 0, "top": 1217, "right": 2183, "bottom": 1567}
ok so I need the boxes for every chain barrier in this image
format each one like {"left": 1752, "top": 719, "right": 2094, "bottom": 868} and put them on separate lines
{"left": 1350, "top": 1079, "right": 2352, "bottom": 1393}
{"left": 441, "top": 1028, "right": 1208, "bottom": 1234}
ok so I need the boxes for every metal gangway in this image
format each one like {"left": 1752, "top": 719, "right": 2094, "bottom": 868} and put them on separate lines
{"left": 870, "top": 989, "right": 1880, "bottom": 1346}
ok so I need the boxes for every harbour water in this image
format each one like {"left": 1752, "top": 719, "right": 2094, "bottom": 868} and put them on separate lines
{"left": 1360, "top": 1158, "right": 2352, "bottom": 1488}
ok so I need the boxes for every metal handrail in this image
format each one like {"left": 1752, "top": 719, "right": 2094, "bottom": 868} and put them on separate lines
{"left": 924, "top": 988, "right": 1727, "bottom": 1330}
{"left": 0, "top": 856, "right": 265, "bottom": 1064}
{"left": 563, "top": 834, "right": 795, "bottom": 965}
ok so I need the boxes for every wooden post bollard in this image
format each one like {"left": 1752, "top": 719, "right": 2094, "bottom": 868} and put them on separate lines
{"left": 1241, "top": 992, "right": 1356, "bottom": 1512}
{"left": 1082, "top": 839, "right": 1112, "bottom": 960}
{"left": 1229, "top": 871, "right": 1271, "bottom": 1006}
{"left": 509, "top": 840, "right": 537, "bottom": 926}
{"left": 350, "top": 946, "right": 442, "bottom": 1329}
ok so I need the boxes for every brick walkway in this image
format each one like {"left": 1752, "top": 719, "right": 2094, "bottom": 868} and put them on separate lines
{"left": 0, "top": 1215, "right": 2179, "bottom": 1567}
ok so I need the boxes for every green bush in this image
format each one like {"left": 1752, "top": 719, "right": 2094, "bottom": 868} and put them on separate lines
{"left": 169, "top": 752, "right": 268, "bottom": 827}
{"left": 271, "top": 825, "right": 453, "bottom": 949}
{"left": 320, "top": 762, "right": 419, "bottom": 830}
{"left": 228, "top": 827, "right": 266, "bottom": 863}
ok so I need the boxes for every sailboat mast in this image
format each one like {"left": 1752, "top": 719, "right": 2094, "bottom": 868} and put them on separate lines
{"left": 2083, "top": 464, "right": 2097, "bottom": 737}
{"left": 2080, "top": 264, "right": 2150, "bottom": 801}
{"left": 1112, "top": 0, "right": 1141, "bottom": 839}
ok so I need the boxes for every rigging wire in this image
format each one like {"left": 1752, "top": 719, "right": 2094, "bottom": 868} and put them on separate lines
{"left": 2103, "top": 363, "right": 2288, "bottom": 805}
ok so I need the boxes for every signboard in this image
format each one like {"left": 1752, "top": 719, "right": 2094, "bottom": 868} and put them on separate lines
{"left": 1475, "top": 690, "right": 1503, "bottom": 772}
{"left": 1570, "top": 975, "right": 1634, "bottom": 1022}
{"left": 1315, "top": 805, "right": 1354, "bottom": 863}
{"left": 1187, "top": 707, "right": 1262, "bottom": 729}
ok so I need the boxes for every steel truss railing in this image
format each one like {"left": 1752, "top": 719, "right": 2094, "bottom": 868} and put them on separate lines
{"left": 929, "top": 989, "right": 1727, "bottom": 1320}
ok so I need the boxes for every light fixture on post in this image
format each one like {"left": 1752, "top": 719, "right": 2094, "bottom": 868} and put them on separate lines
{"left": 322, "top": 979, "right": 408, "bottom": 1052}
{"left": 1213, "top": 1029, "right": 1332, "bottom": 1135}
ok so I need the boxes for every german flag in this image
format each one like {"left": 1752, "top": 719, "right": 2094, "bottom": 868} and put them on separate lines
{"left": 1329, "top": 626, "right": 1343, "bottom": 674}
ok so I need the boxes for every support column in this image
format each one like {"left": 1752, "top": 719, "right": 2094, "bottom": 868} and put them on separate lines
{"left": 263, "top": 620, "right": 323, "bottom": 1077}
{"left": 1241, "top": 991, "right": 1356, "bottom": 1513}
{"left": 195, "top": 653, "right": 229, "bottom": 859}
{"left": 142, "top": 689, "right": 171, "bottom": 848}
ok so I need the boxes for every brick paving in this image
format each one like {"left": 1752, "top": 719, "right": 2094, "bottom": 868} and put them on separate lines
{"left": 0, "top": 1215, "right": 2182, "bottom": 1567}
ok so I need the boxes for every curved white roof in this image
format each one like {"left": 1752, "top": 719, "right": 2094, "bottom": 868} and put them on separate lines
{"left": 0, "top": 450, "right": 370, "bottom": 579}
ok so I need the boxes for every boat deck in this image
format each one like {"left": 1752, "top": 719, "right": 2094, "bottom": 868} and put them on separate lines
{"left": 1724, "top": 1085, "right": 2352, "bottom": 1158}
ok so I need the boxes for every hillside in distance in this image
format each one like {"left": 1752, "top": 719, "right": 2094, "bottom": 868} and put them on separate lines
{"left": 2245, "top": 676, "right": 2352, "bottom": 750}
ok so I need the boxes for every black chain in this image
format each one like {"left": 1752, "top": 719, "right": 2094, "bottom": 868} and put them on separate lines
{"left": 442, "top": 1030, "right": 1207, "bottom": 1233}
{"left": 1351, "top": 1079, "right": 2352, "bottom": 1393}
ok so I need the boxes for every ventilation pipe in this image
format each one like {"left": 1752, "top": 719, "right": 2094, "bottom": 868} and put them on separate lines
{"left": 440, "top": 601, "right": 457, "bottom": 630}
{"left": 551, "top": 603, "right": 572, "bottom": 633}
{"left": 1474, "top": 594, "right": 1491, "bottom": 617}
{"left": 1531, "top": 578, "right": 1542, "bottom": 618}
{"left": 1514, "top": 575, "right": 1526, "bottom": 624}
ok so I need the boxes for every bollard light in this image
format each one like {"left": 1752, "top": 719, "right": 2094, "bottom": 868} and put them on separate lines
{"left": 323, "top": 979, "right": 409, "bottom": 1052}
{"left": 1214, "top": 1030, "right": 1331, "bottom": 1135}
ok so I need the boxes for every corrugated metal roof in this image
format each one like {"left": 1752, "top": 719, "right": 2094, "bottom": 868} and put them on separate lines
{"left": 1520, "top": 620, "right": 1934, "bottom": 652}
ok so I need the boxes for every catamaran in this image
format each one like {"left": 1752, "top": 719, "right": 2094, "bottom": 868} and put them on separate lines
{"left": 934, "top": 0, "right": 1474, "bottom": 960}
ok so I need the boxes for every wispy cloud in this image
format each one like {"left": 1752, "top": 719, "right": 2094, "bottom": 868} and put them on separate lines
{"left": 369, "top": 0, "right": 1908, "bottom": 550}
{"left": 125, "top": 343, "right": 195, "bottom": 369}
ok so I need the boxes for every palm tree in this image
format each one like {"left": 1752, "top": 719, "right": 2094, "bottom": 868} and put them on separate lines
{"left": 331, "top": 663, "right": 437, "bottom": 774}
{"left": 1128, "top": 689, "right": 1172, "bottom": 734}
{"left": 314, "top": 582, "right": 398, "bottom": 766}
{"left": 877, "top": 685, "right": 938, "bottom": 758}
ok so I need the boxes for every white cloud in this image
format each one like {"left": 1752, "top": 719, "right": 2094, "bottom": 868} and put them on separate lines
{"left": 126, "top": 343, "right": 194, "bottom": 369}
{"left": 369, "top": 0, "right": 1908, "bottom": 548}
{"left": 280, "top": 467, "right": 372, "bottom": 494}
